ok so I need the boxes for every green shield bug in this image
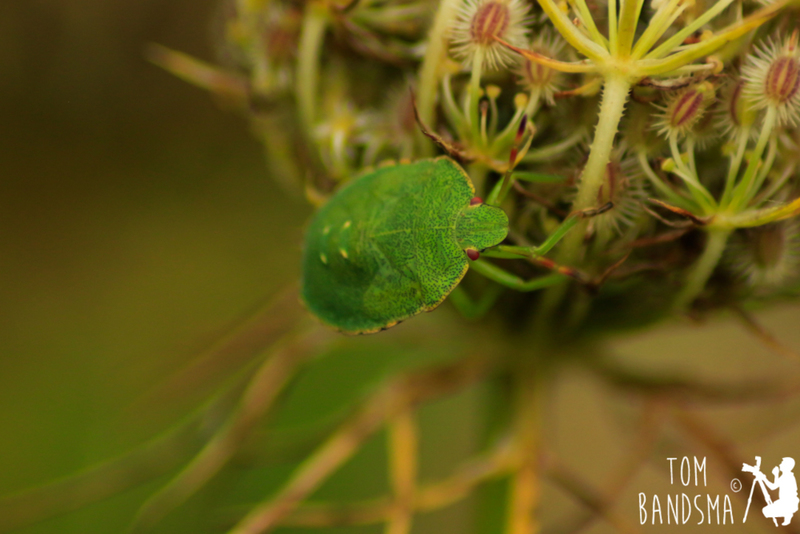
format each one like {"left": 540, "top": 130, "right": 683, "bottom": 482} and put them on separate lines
{"left": 301, "top": 157, "right": 509, "bottom": 334}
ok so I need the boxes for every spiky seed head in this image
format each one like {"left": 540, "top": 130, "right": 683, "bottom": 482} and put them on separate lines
{"left": 450, "top": 0, "right": 530, "bottom": 71}
{"left": 654, "top": 82, "right": 715, "bottom": 138}
{"left": 562, "top": 148, "right": 645, "bottom": 241}
{"left": 588, "top": 153, "right": 645, "bottom": 241}
{"left": 717, "top": 79, "right": 759, "bottom": 139}
{"left": 515, "top": 30, "right": 566, "bottom": 104}
{"left": 471, "top": 2, "right": 509, "bottom": 45}
{"left": 766, "top": 56, "right": 800, "bottom": 102}
{"left": 727, "top": 220, "right": 800, "bottom": 289}
{"left": 742, "top": 32, "right": 800, "bottom": 126}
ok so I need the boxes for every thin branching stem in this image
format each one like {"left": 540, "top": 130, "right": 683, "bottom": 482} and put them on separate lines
{"left": 506, "top": 362, "right": 544, "bottom": 534}
{"left": 227, "top": 357, "right": 491, "bottom": 534}
{"left": 385, "top": 409, "right": 417, "bottom": 534}
{"left": 130, "top": 327, "right": 331, "bottom": 533}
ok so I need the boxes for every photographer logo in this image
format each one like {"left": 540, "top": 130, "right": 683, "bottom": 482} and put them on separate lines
{"left": 638, "top": 455, "right": 797, "bottom": 526}
{"left": 741, "top": 456, "right": 798, "bottom": 526}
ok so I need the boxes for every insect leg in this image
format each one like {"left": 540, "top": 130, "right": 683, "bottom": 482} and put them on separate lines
{"left": 490, "top": 201, "right": 613, "bottom": 258}
{"left": 447, "top": 284, "right": 504, "bottom": 319}
{"left": 469, "top": 259, "right": 566, "bottom": 292}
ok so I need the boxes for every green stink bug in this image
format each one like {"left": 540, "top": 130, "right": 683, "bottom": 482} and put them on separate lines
{"left": 301, "top": 157, "right": 508, "bottom": 334}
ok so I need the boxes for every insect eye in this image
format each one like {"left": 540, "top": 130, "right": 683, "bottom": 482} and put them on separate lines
{"left": 470, "top": 197, "right": 483, "bottom": 206}
{"left": 466, "top": 249, "right": 480, "bottom": 261}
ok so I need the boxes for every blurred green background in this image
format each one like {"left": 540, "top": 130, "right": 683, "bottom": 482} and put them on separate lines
{"left": 1, "top": 2, "right": 799, "bottom": 533}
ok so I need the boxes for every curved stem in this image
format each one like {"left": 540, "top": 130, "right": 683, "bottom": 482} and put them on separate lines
{"left": 130, "top": 329, "right": 327, "bottom": 532}
{"left": 753, "top": 135, "right": 779, "bottom": 204}
{"left": 522, "top": 128, "right": 586, "bottom": 162}
{"left": 668, "top": 133, "right": 716, "bottom": 212}
{"left": 721, "top": 128, "right": 750, "bottom": 206}
{"left": 757, "top": 164, "right": 795, "bottom": 204}
{"left": 728, "top": 105, "right": 777, "bottom": 212}
{"left": 296, "top": 3, "right": 329, "bottom": 132}
{"left": 673, "top": 228, "right": 731, "bottom": 310}
{"left": 636, "top": 150, "right": 692, "bottom": 208}
{"left": 416, "top": 0, "right": 462, "bottom": 155}
{"left": 646, "top": 0, "right": 738, "bottom": 60}
{"left": 525, "top": 88, "right": 542, "bottom": 119}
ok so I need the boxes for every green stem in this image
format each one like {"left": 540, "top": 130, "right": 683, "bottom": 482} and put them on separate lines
{"left": 757, "top": 164, "right": 794, "bottom": 204}
{"left": 572, "top": 76, "right": 631, "bottom": 213}
{"left": 617, "top": 0, "right": 646, "bottom": 57}
{"left": 490, "top": 105, "right": 526, "bottom": 153}
{"left": 571, "top": 0, "right": 607, "bottom": 47}
{"left": 721, "top": 128, "right": 750, "bottom": 206}
{"left": 524, "top": 88, "right": 542, "bottom": 119}
{"left": 667, "top": 134, "right": 716, "bottom": 212}
{"left": 533, "top": 75, "right": 631, "bottom": 334}
{"left": 441, "top": 74, "right": 469, "bottom": 139}
{"left": 637, "top": 150, "right": 693, "bottom": 208}
{"left": 296, "top": 3, "right": 328, "bottom": 132}
{"left": 522, "top": 128, "right": 585, "bottom": 162}
{"left": 416, "top": 0, "right": 462, "bottom": 155}
{"left": 608, "top": 0, "right": 618, "bottom": 55}
{"left": 645, "top": 0, "right": 738, "bottom": 60}
{"left": 468, "top": 49, "right": 485, "bottom": 141}
{"left": 673, "top": 228, "right": 731, "bottom": 310}
{"left": 728, "top": 105, "right": 777, "bottom": 211}
{"left": 630, "top": 0, "right": 684, "bottom": 58}
{"left": 753, "top": 135, "right": 778, "bottom": 202}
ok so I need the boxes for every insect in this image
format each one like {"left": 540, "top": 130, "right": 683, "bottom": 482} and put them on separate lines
{"left": 301, "top": 157, "right": 509, "bottom": 334}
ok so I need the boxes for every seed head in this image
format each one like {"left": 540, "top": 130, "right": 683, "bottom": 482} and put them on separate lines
{"left": 742, "top": 32, "right": 800, "bottom": 126}
{"left": 589, "top": 153, "right": 645, "bottom": 241}
{"left": 727, "top": 220, "right": 800, "bottom": 289}
{"left": 515, "top": 30, "right": 566, "bottom": 104}
{"left": 654, "top": 82, "right": 716, "bottom": 138}
{"left": 450, "top": 0, "right": 530, "bottom": 70}
{"left": 717, "top": 78, "right": 759, "bottom": 139}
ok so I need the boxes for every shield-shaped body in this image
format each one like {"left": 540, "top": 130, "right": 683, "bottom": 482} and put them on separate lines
{"left": 302, "top": 157, "right": 508, "bottom": 334}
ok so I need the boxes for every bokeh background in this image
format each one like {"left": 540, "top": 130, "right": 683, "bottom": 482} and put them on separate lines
{"left": 1, "top": 1, "right": 799, "bottom": 533}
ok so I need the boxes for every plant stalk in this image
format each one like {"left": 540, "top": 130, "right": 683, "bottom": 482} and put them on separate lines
{"left": 416, "top": 0, "right": 462, "bottom": 155}
{"left": 673, "top": 228, "right": 732, "bottom": 310}
{"left": 533, "top": 75, "right": 631, "bottom": 333}
{"left": 506, "top": 361, "right": 544, "bottom": 534}
{"left": 296, "top": 3, "right": 328, "bottom": 132}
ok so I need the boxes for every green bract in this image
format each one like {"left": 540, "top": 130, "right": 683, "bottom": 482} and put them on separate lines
{"left": 301, "top": 157, "right": 508, "bottom": 334}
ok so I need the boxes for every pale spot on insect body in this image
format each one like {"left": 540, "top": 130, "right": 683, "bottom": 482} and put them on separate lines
{"left": 323, "top": 226, "right": 330, "bottom": 235}
{"left": 339, "top": 248, "right": 349, "bottom": 259}
{"left": 320, "top": 253, "right": 328, "bottom": 264}
{"left": 343, "top": 221, "right": 351, "bottom": 229}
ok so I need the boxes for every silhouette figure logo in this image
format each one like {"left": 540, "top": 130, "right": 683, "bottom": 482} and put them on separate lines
{"left": 742, "top": 457, "right": 799, "bottom": 526}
